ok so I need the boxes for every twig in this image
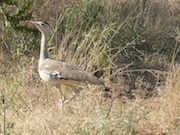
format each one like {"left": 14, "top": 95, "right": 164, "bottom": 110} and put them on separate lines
{"left": 2, "top": 95, "right": 6, "bottom": 135}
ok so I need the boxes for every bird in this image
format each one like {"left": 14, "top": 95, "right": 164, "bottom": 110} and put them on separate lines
{"left": 29, "top": 21, "right": 110, "bottom": 107}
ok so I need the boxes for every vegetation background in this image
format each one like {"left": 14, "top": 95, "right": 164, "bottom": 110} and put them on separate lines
{"left": 0, "top": 0, "right": 180, "bottom": 134}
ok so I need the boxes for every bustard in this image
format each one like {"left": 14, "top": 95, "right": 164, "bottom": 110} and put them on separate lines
{"left": 30, "top": 21, "right": 110, "bottom": 105}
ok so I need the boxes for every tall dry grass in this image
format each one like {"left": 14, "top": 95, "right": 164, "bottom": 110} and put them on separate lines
{"left": 0, "top": 0, "right": 180, "bottom": 134}
{"left": 0, "top": 64, "right": 179, "bottom": 134}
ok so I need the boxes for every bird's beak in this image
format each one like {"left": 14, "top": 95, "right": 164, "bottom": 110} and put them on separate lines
{"left": 29, "top": 21, "right": 40, "bottom": 30}
{"left": 29, "top": 20, "right": 39, "bottom": 25}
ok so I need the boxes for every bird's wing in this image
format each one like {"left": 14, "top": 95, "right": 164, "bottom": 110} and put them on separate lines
{"left": 39, "top": 59, "right": 104, "bottom": 85}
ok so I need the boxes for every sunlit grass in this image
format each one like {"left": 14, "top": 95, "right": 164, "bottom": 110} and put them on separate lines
{"left": 2, "top": 65, "right": 179, "bottom": 134}
{"left": 0, "top": 0, "right": 180, "bottom": 134}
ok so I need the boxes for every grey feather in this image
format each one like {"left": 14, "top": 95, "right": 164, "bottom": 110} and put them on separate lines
{"left": 39, "top": 59, "right": 105, "bottom": 85}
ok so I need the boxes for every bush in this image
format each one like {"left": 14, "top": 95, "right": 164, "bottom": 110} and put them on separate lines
{"left": 0, "top": 0, "right": 40, "bottom": 63}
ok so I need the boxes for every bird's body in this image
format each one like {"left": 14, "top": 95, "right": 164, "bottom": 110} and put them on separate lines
{"left": 38, "top": 58, "right": 104, "bottom": 86}
{"left": 30, "top": 21, "right": 109, "bottom": 107}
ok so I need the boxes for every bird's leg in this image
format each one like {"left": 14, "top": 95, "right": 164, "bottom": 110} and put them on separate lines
{"left": 63, "top": 86, "right": 80, "bottom": 105}
{"left": 56, "top": 85, "right": 65, "bottom": 111}
{"left": 63, "top": 93, "right": 76, "bottom": 105}
{"left": 58, "top": 86, "right": 65, "bottom": 103}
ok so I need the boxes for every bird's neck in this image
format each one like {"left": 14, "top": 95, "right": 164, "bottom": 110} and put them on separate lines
{"left": 39, "top": 32, "right": 49, "bottom": 68}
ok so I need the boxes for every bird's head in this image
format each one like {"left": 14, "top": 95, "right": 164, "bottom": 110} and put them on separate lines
{"left": 30, "top": 21, "right": 51, "bottom": 35}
